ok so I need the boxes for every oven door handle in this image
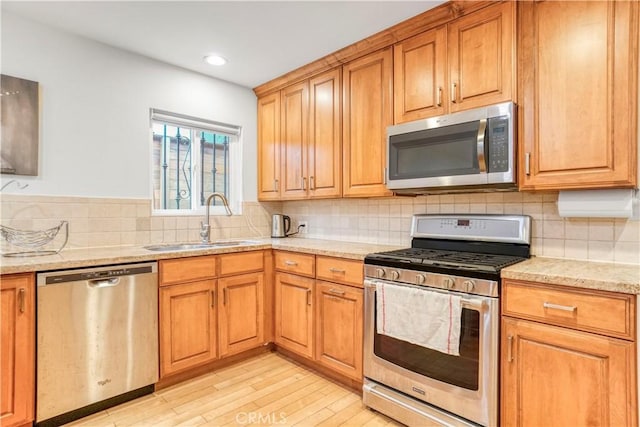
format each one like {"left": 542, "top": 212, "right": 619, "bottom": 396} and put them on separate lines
{"left": 365, "top": 279, "right": 487, "bottom": 312}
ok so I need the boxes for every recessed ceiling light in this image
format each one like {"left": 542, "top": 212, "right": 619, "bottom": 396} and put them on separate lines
{"left": 204, "top": 55, "right": 227, "bottom": 66}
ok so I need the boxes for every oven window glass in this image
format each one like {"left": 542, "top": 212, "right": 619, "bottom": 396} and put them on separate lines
{"left": 374, "top": 306, "right": 480, "bottom": 390}
{"left": 388, "top": 121, "right": 481, "bottom": 180}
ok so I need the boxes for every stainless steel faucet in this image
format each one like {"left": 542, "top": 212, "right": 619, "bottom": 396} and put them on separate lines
{"left": 200, "top": 192, "right": 233, "bottom": 243}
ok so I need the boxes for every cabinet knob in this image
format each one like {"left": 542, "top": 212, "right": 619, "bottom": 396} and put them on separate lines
{"left": 443, "top": 277, "right": 455, "bottom": 289}
{"left": 463, "top": 280, "right": 475, "bottom": 292}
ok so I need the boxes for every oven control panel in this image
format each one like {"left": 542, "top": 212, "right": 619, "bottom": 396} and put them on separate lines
{"left": 365, "top": 265, "right": 498, "bottom": 297}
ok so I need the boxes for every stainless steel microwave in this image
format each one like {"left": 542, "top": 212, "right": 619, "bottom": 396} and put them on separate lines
{"left": 386, "top": 102, "right": 515, "bottom": 193}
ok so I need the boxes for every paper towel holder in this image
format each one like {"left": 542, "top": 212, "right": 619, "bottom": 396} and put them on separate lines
{"left": 557, "top": 189, "right": 639, "bottom": 219}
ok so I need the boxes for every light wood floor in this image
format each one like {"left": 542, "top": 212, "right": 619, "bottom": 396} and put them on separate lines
{"left": 65, "top": 352, "right": 402, "bottom": 426}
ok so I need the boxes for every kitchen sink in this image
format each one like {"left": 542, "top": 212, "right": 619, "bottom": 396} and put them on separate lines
{"left": 143, "top": 241, "right": 259, "bottom": 251}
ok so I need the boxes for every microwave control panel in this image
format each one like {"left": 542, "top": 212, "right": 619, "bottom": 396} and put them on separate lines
{"left": 487, "top": 116, "right": 510, "bottom": 172}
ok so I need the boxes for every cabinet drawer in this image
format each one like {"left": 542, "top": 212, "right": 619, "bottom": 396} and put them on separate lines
{"left": 274, "top": 251, "right": 315, "bottom": 277}
{"left": 159, "top": 255, "right": 217, "bottom": 286}
{"left": 316, "top": 256, "right": 363, "bottom": 288}
{"left": 218, "top": 251, "right": 264, "bottom": 276}
{"left": 502, "top": 280, "right": 635, "bottom": 340}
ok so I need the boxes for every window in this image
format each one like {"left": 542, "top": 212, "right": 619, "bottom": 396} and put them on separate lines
{"left": 150, "top": 109, "right": 242, "bottom": 214}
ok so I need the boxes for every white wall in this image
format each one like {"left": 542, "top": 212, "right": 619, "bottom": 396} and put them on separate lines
{"left": 0, "top": 11, "right": 258, "bottom": 201}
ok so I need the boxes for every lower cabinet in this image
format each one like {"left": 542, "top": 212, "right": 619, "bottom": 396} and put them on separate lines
{"left": 315, "top": 280, "right": 363, "bottom": 380}
{"left": 502, "top": 317, "right": 636, "bottom": 427}
{"left": 0, "top": 273, "right": 35, "bottom": 427}
{"left": 219, "top": 272, "right": 264, "bottom": 357}
{"left": 273, "top": 251, "right": 364, "bottom": 383}
{"left": 159, "top": 279, "right": 217, "bottom": 377}
{"left": 501, "top": 279, "right": 637, "bottom": 427}
{"left": 159, "top": 251, "right": 266, "bottom": 378}
{"left": 274, "top": 271, "right": 315, "bottom": 358}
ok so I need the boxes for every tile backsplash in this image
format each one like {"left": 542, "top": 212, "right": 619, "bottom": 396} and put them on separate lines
{"left": 1, "top": 192, "right": 638, "bottom": 265}
{"left": 281, "top": 192, "right": 640, "bottom": 265}
{"left": 0, "top": 194, "right": 277, "bottom": 253}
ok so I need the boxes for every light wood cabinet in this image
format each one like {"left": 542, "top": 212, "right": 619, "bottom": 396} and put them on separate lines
{"left": 308, "top": 69, "right": 342, "bottom": 198}
{"left": 342, "top": 48, "right": 393, "bottom": 198}
{"left": 257, "top": 92, "right": 281, "bottom": 200}
{"left": 447, "top": 1, "right": 514, "bottom": 112}
{"left": 274, "top": 252, "right": 365, "bottom": 384}
{"left": 281, "top": 81, "right": 308, "bottom": 199}
{"left": 218, "top": 272, "right": 264, "bottom": 357}
{"left": 393, "top": 2, "right": 514, "bottom": 123}
{"left": 315, "top": 281, "right": 363, "bottom": 381}
{"left": 159, "top": 279, "right": 217, "bottom": 377}
{"left": 518, "top": 0, "right": 638, "bottom": 190}
{"left": 501, "top": 280, "right": 637, "bottom": 426}
{"left": 274, "top": 272, "right": 315, "bottom": 358}
{"left": 258, "top": 68, "right": 341, "bottom": 201}
{"left": 159, "top": 251, "right": 267, "bottom": 377}
{"left": 1, "top": 273, "right": 35, "bottom": 427}
{"left": 394, "top": 26, "right": 447, "bottom": 123}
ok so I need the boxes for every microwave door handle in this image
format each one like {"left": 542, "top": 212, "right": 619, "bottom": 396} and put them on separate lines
{"left": 476, "top": 118, "right": 487, "bottom": 173}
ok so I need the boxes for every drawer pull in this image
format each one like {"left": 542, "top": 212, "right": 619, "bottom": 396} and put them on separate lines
{"left": 328, "top": 267, "right": 346, "bottom": 274}
{"left": 543, "top": 302, "right": 577, "bottom": 313}
{"left": 18, "top": 288, "right": 25, "bottom": 314}
{"left": 507, "top": 335, "right": 513, "bottom": 362}
{"left": 284, "top": 260, "right": 298, "bottom": 266}
{"left": 211, "top": 290, "right": 216, "bottom": 308}
{"left": 329, "top": 288, "right": 345, "bottom": 296}
{"left": 223, "top": 287, "right": 228, "bottom": 305}
{"left": 306, "top": 289, "right": 312, "bottom": 306}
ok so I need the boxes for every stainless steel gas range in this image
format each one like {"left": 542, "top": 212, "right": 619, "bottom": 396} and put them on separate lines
{"left": 363, "top": 214, "right": 531, "bottom": 427}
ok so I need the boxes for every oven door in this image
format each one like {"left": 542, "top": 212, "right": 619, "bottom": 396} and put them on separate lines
{"left": 363, "top": 278, "right": 499, "bottom": 427}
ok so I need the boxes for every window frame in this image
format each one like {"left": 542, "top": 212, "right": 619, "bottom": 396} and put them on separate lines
{"left": 149, "top": 109, "right": 243, "bottom": 216}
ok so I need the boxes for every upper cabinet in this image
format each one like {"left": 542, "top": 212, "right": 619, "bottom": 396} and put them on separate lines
{"left": 257, "top": 93, "right": 281, "bottom": 200}
{"left": 394, "top": 2, "right": 515, "bottom": 123}
{"left": 518, "top": 0, "right": 639, "bottom": 191}
{"left": 394, "top": 27, "right": 448, "bottom": 123}
{"left": 257, "top": 68, "right": 342, "bottom": 201}
{"left": 448, "top": 1, "right": 515, "bottom": 113}
{"left": 342, "top": 48, "right": 394, "bottom": 198}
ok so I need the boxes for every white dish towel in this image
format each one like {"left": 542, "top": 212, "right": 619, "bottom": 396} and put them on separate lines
{"left": 376, "top": 282, "right": 463, "bottom": 356}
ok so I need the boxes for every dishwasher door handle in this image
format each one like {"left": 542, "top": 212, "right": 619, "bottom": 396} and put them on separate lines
{"left": 88, "top": 277, "right": 120, "bottom": 288}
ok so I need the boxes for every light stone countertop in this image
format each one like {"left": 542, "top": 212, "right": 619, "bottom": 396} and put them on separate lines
{"left": 0, "top": 237, "right": 403, "bottom": 275}
{"left": 501, "top": 257, "right": 640, "bottom": 294}
{"left": 3, "top": 239, "right": 639, "bottom": 295}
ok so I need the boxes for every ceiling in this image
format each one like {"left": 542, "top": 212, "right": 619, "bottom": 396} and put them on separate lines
{"left": 2, "top": 1, "right": 444, "bottom": 89}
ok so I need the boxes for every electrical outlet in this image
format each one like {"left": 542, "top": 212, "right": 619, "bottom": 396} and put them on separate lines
{"left": 298, "top": 221, "right": 308, "bottom": 234}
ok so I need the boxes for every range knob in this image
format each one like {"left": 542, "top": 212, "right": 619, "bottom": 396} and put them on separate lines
{"left": 443, "top": 277, "right": 455, "bottom": 289}
{"left": 416, "top": 274, "right": 426, "bottom": 285}
{"left": 375, "top": 268, "right": 385, "bottom": 279}
{"left": 389, "top": 270, "right": 400, "bottom": 280}
{"left": 463, "top": 280, "right": 475, "bottom": 292}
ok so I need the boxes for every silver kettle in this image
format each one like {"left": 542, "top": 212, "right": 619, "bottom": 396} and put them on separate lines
{"left": 271, "top": 214, "right": 291, "bottom": 238}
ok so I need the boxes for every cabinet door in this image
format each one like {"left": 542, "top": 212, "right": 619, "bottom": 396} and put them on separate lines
{"left": 159, "top": 280, "right": 217, "bottom": 377}
{"left": 0, "top": 274, "right": 34, "bottom": 427}
{"left": 315, "top": 281, "right": 363, "bottom": 381}
{"left": 342, "top": 48, "right": 394, "bottom": 198}
{"left": 448, "top": 1, "right": 514, "bottom": 112}
{"left": 394, "top": 26, "right": 447, "bottom": 123}
{"left": 274, "top": 272, "right": 314, "bottom": 358}
{"left": 308, "top": 68, "right": 342, "bottom": 198}
{"left": 281, "top": 81, "right": 309, "bottom": 200}
{"left": 218, "top": 272, "right": 264, "bottom": 357}
{"left": 519, "top": 1, "right": 638, "bottom": 190}
{"left": 257, "top": 92, "right": 281, "bottom": 200}
{"left": 501, "top": 317, "right": 637, "bottom": 427}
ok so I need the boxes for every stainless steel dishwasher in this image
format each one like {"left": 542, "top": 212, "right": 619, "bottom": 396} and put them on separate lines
{"left": 36, "top": 262, "right": 158, "bottom": 426}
